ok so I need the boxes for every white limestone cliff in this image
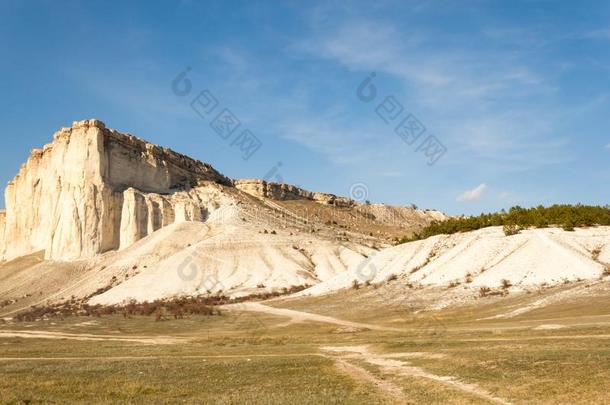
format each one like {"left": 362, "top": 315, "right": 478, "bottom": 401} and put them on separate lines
{"left": 2, "top": 119, "right": 231, "bottom": 261}
{"left": 1, "top": 119, "right": 445, "bottom": 263}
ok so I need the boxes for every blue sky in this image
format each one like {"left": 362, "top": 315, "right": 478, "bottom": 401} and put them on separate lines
{"left": 1, "top": 0, "right": 609, "bottom": 215}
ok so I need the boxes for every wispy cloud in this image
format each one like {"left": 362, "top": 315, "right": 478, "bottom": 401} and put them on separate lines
{"left": 457, "top": 183, "right": 487, "bottom": 202}
{"left": 300, "top": 18, "right": 551, "bottom": 102}
{"left": 292, "top": 14, "right": 570, "bottom": 174}
{"left": 273, "top": 109, "right": 388, "bottom": 165}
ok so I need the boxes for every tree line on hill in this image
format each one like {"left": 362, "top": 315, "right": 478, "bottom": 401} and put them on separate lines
{"left": 399, "top": 204, "right": 610, "bottom": 243}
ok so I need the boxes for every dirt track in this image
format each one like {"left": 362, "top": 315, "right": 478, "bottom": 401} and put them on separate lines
{"left": 0, "top": 330, "right": 183, "bottom": 344}
{"left": 226, "top": 302, "right": 404, "bottom": 332}
{"left": 323, "top": 346, "right": 512, "bottom": 405}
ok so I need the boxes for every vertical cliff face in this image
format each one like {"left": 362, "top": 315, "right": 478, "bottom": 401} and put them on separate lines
{"left": 117, "top": 187, "right": 216, "bottom": 250}
{"left": 2, "top": 119, "right": 232, "bottom": 261}
{"left": 3, "top": 121, "right": 110, "bottom": 261}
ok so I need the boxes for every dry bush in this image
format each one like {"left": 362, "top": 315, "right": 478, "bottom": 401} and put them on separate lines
{"left": 386, "top": 274, "right": 398, "bottom": 282}
{"left": 503, "top": 224, "right": 520, "bottom": 236}
{"left": 479, "top": 285, "right": 508, "bottom": 298}
{"left": 13, "top": 283, "right": 313, "bottom": 322}
{"left": 479, "top": 286, "right": 491, "bottom": 297}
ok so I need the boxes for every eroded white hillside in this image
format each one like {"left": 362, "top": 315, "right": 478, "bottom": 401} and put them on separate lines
{"left": 301, "top": 226, "right": 610, "bottom": 296}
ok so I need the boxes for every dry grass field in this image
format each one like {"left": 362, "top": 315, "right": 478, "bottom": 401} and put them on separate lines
{"left": 1, "top": 280, "right": 609, "bottom": 404}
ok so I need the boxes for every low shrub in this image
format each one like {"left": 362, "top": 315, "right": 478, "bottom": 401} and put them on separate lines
{"left": 592, "top": 246, "right": 602, "bottom": 261}
{"left": 13, "top": 284, "right": 312, "bottom": 322}
{"left": 503, "top": 224, "right": 520, "bottom": 236}
{"left": 399, "top": 204, "right": 610, "bottom": 242}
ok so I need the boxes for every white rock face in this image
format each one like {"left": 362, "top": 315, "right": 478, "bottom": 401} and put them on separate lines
{"left": 116, "top": 186, "right": 227, "bottom": 250}
{"left": 2, "top": 119, "right": 231, "bottom": 261}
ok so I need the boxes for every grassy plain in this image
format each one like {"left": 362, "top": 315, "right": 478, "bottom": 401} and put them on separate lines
{"left": 1, "top": 282, "right": 610, "bottom": 404}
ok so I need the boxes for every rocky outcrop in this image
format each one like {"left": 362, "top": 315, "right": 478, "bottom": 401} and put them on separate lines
{"left": 235, "top": 179, "right": 355, "bottom": 208}
{"left": 2, "top": 119, "right": 446, "bottom": 263}
{"left": 2, "top": 119, "right": 231, "bottom": 261}
{"left": 117, "top": 186, "right": 227, "bottom": 250}
{"left": 312, "top": 192, "right": 355, "bottom": 208}
{"left": 355, "top": 204, "right": 447, "bottom": 227}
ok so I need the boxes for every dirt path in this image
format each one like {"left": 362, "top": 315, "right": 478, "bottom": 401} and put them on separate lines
{"left": 0, "top": 330, "right": 183, "bottom": 344}
{"left": 0, "top": 353, "right": 321, "bottom": 361}
{"left": 331, "top": 355, "right": 409, "bottom": 404}
{"left": 459, "top": 333, "right": 610, "bottom": 342}
{"left": 227, "top": 302, "right": 610, "bottom": 341}
{"left": 322, "top": 346, "right": 512, "bottom": 405}
{"left": 227, "top": 302, "right": 403, "bottom": 332}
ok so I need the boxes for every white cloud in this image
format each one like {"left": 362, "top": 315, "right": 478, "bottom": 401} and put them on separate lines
{"left": 457, "top": 183, "right": 487, "bottom": 202}
{"left": 605, "top": 142, "right": 610, "bottom": 149}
